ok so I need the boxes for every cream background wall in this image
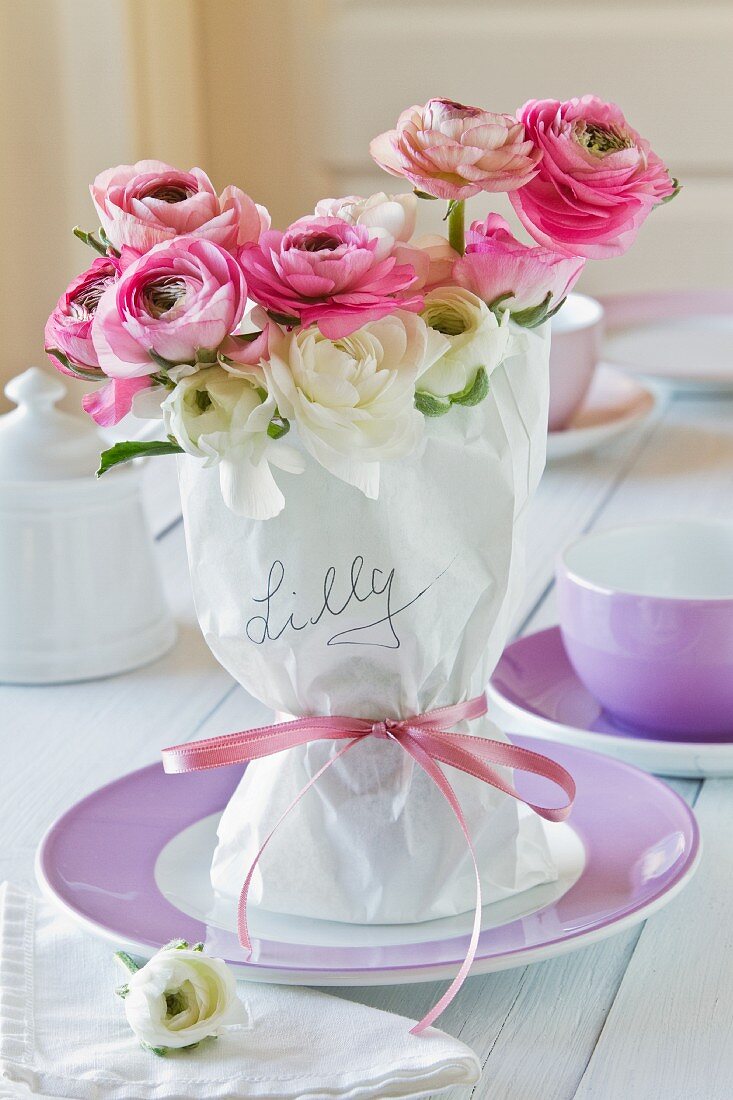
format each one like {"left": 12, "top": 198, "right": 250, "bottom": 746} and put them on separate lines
{"left": 0, "top": 0, "right": 133, "bottom": 409}
{"left": 1, "top": 0, "right": 731, "bottom": 411}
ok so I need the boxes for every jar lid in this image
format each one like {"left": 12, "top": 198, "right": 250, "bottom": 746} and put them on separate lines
{"left": 0, "top": 368, "right": 105, "bottom": 482}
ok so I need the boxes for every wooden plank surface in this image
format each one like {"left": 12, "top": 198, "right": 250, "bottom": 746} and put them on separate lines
{"left": 574, "top": 776, "right": 732, "bottom": 1100}
{"left": 1, "top": 389, "right": 731, "bottom": 1098}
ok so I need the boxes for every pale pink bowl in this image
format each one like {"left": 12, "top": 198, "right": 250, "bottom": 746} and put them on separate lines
{"left": 549, "top": 294, "right": 604, "bottom": 431}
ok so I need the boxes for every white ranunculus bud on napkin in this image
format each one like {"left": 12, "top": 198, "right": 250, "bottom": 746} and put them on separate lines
{"left": 0, "top": 884, "right": 481, "bottom": 1098}
{"left": 116, "top": 940, "right": 246, "bottom": 1054}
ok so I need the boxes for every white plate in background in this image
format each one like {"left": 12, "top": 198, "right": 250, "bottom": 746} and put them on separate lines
{"left": 600, "top": 289, "right": 733, "bottom": 392}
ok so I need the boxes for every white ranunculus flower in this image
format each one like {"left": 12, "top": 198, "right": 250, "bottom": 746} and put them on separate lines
{"left": 417, "top": 286, "right": 512, "bottom": 404}
{"left": 162, "top": 366, "right": 304, "bottom": 518}
{"left": 121, "top": 944, "right": 245, "bottom": 1051}
{"left": 264, "top": 311, "right": 448, "bottom": 498}
{"left": 314, "top": 192, "right": 417, "bottom": 260}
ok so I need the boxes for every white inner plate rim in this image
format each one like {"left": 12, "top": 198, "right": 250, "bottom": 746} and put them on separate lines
{"left": 155, "top": 811, "right": 585, "bottom": 948}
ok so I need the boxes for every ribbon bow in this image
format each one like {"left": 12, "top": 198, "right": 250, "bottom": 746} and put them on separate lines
{"left": 162, "top": 693, "right": 575, "bottom": 1033}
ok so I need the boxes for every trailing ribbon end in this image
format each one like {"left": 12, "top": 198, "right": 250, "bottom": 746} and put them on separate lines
{"left": 160, "top": 694, "right": 575, "bottom": 1032}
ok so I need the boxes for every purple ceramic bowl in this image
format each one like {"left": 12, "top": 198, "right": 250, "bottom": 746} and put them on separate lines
{"left": 548, "top": 294, "right": 604, "bottom": 432}
{"left": 556, "top": 521, "right": 733, "bottom": 737}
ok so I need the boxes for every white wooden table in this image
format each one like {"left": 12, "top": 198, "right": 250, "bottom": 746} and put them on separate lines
{"left": 2, "top": 389, "right": 732, "bottom": 1099}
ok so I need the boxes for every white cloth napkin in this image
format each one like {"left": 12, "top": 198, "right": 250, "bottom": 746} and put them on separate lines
{"left": 0, "top": 884, "right": 480, "bottom": 1099}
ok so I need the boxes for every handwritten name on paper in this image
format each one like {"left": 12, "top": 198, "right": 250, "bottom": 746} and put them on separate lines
{"left": 245, "top": 555, "right": 454, "bottom": 649}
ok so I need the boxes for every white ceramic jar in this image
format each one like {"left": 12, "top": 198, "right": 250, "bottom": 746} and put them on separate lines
{"left": 0, "top": 368, "right": 175, "bottom": 683}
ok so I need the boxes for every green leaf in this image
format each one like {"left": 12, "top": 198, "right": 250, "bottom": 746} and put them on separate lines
{"left": 450, "top": 366, "right": 489, "bottom": 407}
{"left": 115, "top": 950, "right": 141, "bottom": 975}
{"left": 659, "top": 177, "right": 682, "bottom": 205}
{"left": 162, "top": 939, "right": 190, "bottom": 951}
{"left": 192, "top": 942, "right": 205, "bottom": 953}
{"left": 267, "top": 416, "right": 290, "bottom": 440}
{"left": 150, "top": 371, "right": 176, "bottom": 391}
{"left": 97, "top": 439, "right": 183, "bottom": 477}
{"left": 413, "top": 189, "right": 438, "bottom": 200}
{"left": 149, "top": 349, "right": 186, "bottom": 371}
{"left": 543, "top": 296, "right": 567, "bottom": 324}
{"left": 487, "top": 292, "right": 514, "bottom": 316}
{"left": 510, "top": 292, "right": 554, "bottom": 329}
{"left": 141, "top": 1042, "right": 168, "bottom": 1058}
{"left": 229, "top": 331, "right": 264, "bottom": 344}
{"left": 195, "top": 347, "right": 218, "bottom": 366}
{"left": 415, "top": 390, "right": 452, "bottom": 417}
{"left": 267, "top": 310, "right": 300, "bottom": 327}
{"left": 45, "top": 347, "right": 106, "bottom": 381}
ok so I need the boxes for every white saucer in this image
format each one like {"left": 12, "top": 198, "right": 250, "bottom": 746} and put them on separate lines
{"left": 601, "top": 289, "right": 733, "bottom": 392}
{"left": 547, "top": 365, "right": 660, "bottom": 461}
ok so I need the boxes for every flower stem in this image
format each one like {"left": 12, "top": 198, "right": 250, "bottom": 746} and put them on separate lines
{"left": 447, "top": 200, "right": 465, "bottom": 256}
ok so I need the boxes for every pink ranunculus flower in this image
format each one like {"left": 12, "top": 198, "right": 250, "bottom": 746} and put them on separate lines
{"left": 509, "top": 96, "right": 678, "bottom": 259}
{"left": 369, "top": 98, "right": 541, "bottom": 201}
{"left": 90, "top": 160, "right": 269, "bottom": 254}
{"left": 92, "top": 236, "right": 247, "bottom": 377}
{"left": 82, "top": 376, "right": 154, "bottom": 426}
{"left": 454, "top": 214, "right": 585, "bottom": 315}
{"left": 44, "top": 257, "right": 118, "bottom": 377}
{"left": 239, "top": 216, "right": 424, "bottom": 340}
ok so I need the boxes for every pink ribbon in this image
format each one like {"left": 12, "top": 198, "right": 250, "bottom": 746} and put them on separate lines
{"left": 162, "top": 694, "right": 575, "bottom": 1034}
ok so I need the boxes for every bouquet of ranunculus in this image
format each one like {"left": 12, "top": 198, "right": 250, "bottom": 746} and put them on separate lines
{"left": 48, "top": 96, "right": 676, "bottom": 938}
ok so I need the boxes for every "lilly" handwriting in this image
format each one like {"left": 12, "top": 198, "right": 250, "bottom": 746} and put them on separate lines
{"left": 245, "top": 555, "right": 453, "bottom": 649}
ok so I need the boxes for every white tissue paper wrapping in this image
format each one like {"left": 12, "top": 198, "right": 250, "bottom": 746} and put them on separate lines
{"left": 178, "top": 322, "right": 557, "bottom": 924}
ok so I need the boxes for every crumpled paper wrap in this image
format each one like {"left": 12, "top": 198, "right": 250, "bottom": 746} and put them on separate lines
{"left": 178, "top": 322, "right": 556, "bottom": 924}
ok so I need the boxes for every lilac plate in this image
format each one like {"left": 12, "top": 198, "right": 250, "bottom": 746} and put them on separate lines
{"left": 490, "top": 627, "right": 733, "bottom": 778}
{"left": 36, "top": 734, "right": 700, "bottom": 986}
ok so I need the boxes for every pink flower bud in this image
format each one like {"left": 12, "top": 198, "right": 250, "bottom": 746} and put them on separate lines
{"left": 454, "top": 214, "right": 584, "bottom": 314}
{"left": 370, "top": 98, "right": 541, "bottom": 201}
{"left": 45, "top": 257, "right": 118, "bottom": 375}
